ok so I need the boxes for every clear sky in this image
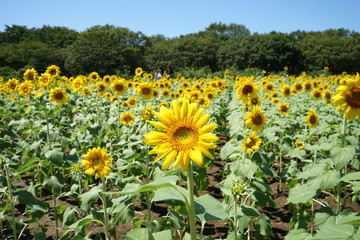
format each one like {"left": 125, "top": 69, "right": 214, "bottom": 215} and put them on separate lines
{"left": 1, "top": 0, "right": 359, "bottom": 38}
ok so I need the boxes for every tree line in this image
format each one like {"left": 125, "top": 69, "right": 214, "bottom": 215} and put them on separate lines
{"left": 0, "top": 23, "right": 359, "bottom": 79}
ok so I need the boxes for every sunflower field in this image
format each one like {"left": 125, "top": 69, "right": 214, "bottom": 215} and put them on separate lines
{"left": 0, "top": 66, "right": 360, "bottom": 240}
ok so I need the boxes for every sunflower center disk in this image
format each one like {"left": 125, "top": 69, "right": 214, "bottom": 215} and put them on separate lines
{"left": 346, "top": 88, "right": 360, "bottom": 108}
{"left": 93, "top": 158, "right": 103, "bottom": 170}
{"left": 310, "top": 115, "right": 317, "bottom": 124}
{"left": 170, "top": 124, "right": 199, "bottom": 151}
{"left": 243, "top": 85, "right": 254, "bottom": 95}
{"left": 54, "top": 92, "right": 64, "bottom": 100}
{"left": 252, "top": 114, "right": 263, "bottom": 125}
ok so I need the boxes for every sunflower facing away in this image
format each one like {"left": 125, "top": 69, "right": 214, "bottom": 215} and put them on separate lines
{"left": 332, "top": 74, "right": 360, "bottom": 120}
{"left": 241, "top": 133, "right": 262, "bottom": 153}
{"left": 144, "top": 98, "right": 218, "bottom": 172}
{"left": 306, "top": 110, "right": 319, "bottom": 128}
{"left": 244, "top": 105, "right": 267, "bottom": 132}
{"left": 49, "top": 87, "right": 68, "bottom": 105}
{"left": 82, "top": 147, "right": 112, "bottom": 179}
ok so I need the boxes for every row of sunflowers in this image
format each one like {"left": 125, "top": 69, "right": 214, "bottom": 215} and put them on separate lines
{"left": 0, "top": 65, "right": 359, "bottom": 240}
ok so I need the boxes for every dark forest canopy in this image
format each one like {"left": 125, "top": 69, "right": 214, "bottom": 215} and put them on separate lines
{"left": 0, "top": 23, "right": 359, "bottom": 78}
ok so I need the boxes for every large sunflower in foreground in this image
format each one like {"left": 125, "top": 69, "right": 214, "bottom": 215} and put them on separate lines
{"left": 332, "top": 74, "right": 360, "bottom": 120}
{"left": 144, "top": 98, "right": 218, "bottom": 172}
{"left": 49, "top": 87, "right": 68, "bottom": 105}
{"left": 82, "top": 147, "right": 112, "bottom": 179}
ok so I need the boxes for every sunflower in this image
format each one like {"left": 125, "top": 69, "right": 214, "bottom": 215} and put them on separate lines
{"left": 323, "top": 89, "right": 332, "bottom": 105}
{"left": 39, "top": 73, "right": 52, "bottom": 88}
{"left": 110, "top": 96, "right": 119, "bottom": 103}
{"left": 295, "top": 139, "right": 304, "bottom": 149}
{"left": 280, "top": 84, "right": 291, "bottom": 98}
{"left": 304, "top": 81, "right": 312, "bottom": 92}
{"left": 135, "top": 67, "right": 143, "bottom": 76}
{"left": 306, "top": 110, "right": 319, "bottom": 128}
{"left": 332, "top": 74, "right": 360, "bottom": 120}
{"left": 136, "top": 82, "right": 153, "bottom": 100}
{"left": 197, "top": 96, "right": 210, "bottom": 108}
{"left": 162, "top": 89, "right": 170, "bottom": 98}
{"left": 18, "top": 81, "right": 33, "bottom": 96}
{"left": 82, "top": 147, "right": 112, "bottom": 179}
{"left": 23, "top": 68, "right": 38, "bottom": 81}
{"left": 141, "top": 105, "right": 154, "bottom": 120}
{"left": 46, "top": 65, "right": 61, "bottom": 77}
{"left": 311, "top": 89, "right": 322, "bottom": 100}
{"left": 278, "top": 102, "right": 290, "bottom": 115}
{"left": 236, "top": 79, "right": 259, "bottom": 102}
{"left": 6, "top": 78, "right": 19, "bottom": 92}
{"left": 144, "top": 98, "right": 218, "bottom": 172}
{"left": 127, "top": 96, "right": 138, "bottom": 107}
{"left": 88, "top": 72, "right": 100, "bottom": 81}
{"left": 72, "top": 77, "right": 84, "bottom": 92}
{"left": 111, "top": 79, "right": 128, "bottom": 95}
{"left": 241, "top": 133, "right": 262, "bottom": 153}
{"left": 97, "top": 81, "right": 107, "bottom": 94}
{"left": 293, "top": 82, "right": 303, "bottom": 93}
{"left": 152, "top": 88, "right": 160, "bottom": 98}
{"left": 49, "top": 87, "right": 68, "bottom": 105}
{"left": 82, "top": 87, "right": 91, "bottom": 96}
{"left": 244, "top": 105, "right": 267, "bottom": 132}
{"left": 264, "top": 82, "right": 274, "bottom": 92}
{"left": 247, "top": 95, "right": 261, "bottom": 108}
{"left": 120, "top": 112, "right": 135, "bottom": 126}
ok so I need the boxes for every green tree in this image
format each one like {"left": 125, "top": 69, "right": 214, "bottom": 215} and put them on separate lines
{"left": 64, "top": 25, "right": 149, "bottom": 76}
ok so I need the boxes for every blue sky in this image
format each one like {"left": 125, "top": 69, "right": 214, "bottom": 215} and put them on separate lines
{"left": 1, "top": 0, "right": 359, "bottom": 38}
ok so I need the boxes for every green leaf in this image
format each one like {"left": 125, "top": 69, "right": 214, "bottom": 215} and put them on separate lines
{"left": 62, "top": 207, "right": 76, "bottom": 226}
{"left": 45, "top": 148, "right": 64, "bottom": 166}
{"left": 318, "top": 170, "right": 341, "bottom": 189}
{"left": 253, "top": 214, "right": 273, "bottom": 238}
{"left": 152, "top": 230, "right": 172, "bottom": 240}
{"left": 240, "top": 205, "right": 260, "bottom": 217}
{"left": 43, "top": 174, "right": 64, "bottom": 196}
{"left": 288, "top": 182, "right": 319, "bottom": 204}
{"left": 18, "top": 190, "right": 49, "bottom": 219}
{"left": 196, "top": 194, "right": 229, "bottom": 225}
{"left": 340, "top": 171, "right": 360, "bottom": 182}
{"left": 331, "top": 146, "right": 356, "bottom": 170}
{"left": 285, "top": 229, "right": 312, "bottom": 240}
{"left": 153, "top": 185, "right": 187, "bottom": 204}
{"left": 65, "top": 215, "right": 94, "bottom": 230}
{"left": 296, "top": 163, "right": 328, "bottom": 179}
{"left": 15, "top": 157, "right": 39, "bottom": 176}
{"left": 80, "top": 185, "right": 101, "bottom": 211}
{"left": 314, "top": 224, "right": 354, "bottom": 240}
{"left": 123, "top": 228, "right": 155, "bottom": 240}
{"left": 220, "top": 140, "right": 237, "bottom": 160}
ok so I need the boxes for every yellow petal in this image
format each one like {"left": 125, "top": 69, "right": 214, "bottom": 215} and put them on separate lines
{"left": 180, "top": 150, "right": 190, "bottom": 173}
{"left": 199, "top": 122, "right": 217, "bottom": 135}
{"left": 195, "top": 113, "right": 210, "bottom": 128}
{"left": 162, "top": 150, "right": 178, "bottom": 170}
{"left": 147, "top": 121, "right": 168, "bottom": 131}
{"left": 189, "top": 147, "right": 203, "bottom": 167}
{"left": 199, "top": 133, "right": 219, "bottom": 142}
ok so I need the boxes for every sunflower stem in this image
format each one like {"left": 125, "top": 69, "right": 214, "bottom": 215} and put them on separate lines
{"left": 4, "top": 164, "right": 17, "bottom": 240}
{"left": 234, "top": 195, "right": 238, "bottom": 240}
{"left": 187, "top": 164, "right": 197, "bottom": 240}
{"left": 44, "top": 105, "right": 52, "bottom": 149}
{"left": 145, "top": 122, "right": 152, "bottom": 221}
{"left": 102, "top": 178, "right": 110, "bottom": 240}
